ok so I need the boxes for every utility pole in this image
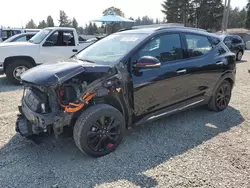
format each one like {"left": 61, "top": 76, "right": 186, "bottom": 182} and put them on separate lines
{"left": 224, "top": 0, "right": 231, "bottom": 32}
{"left": 221, "top": 0, "right": 231, "bottom": 32}
{"left": 221, "top": 0, "right": 228, "bottom": 32}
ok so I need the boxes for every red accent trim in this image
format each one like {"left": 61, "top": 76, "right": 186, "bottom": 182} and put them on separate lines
{"left": 59, "top": 89, "right": 64, "bottom": 97}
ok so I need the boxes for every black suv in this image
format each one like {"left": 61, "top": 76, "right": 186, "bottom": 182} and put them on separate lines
{"left": 220, "top": 34, "right": 245, "bottom": 61}
{"left": 16, "top": 26, "right": 236, "bottom": 157}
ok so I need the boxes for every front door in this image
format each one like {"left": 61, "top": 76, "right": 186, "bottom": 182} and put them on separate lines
{"left": 131, "top": 33, "right": 189, "bottom": 119}
{"left": 39, "top": 30, "right": 77, "bottom": 63}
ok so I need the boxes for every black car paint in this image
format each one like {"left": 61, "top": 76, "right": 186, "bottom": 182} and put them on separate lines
{"left": 221, "top": 35, "right": 245, "bottom": 55}
{"left": 17, "top": 27, "right": 236, "bottom": 137}
{"left": 119, "top": 29, "right": 236, "bottom": 122}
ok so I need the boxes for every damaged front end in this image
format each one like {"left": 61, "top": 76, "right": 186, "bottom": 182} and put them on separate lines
{"left": 16, "top": 61, "right": 124, "bottom": 137}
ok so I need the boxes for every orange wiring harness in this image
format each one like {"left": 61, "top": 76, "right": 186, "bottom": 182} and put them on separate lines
{"left": 58, "top": 87, "right": 121, "bottom": 113}
{"left": 59, "top": 92, "right": 96, "bottom": 113}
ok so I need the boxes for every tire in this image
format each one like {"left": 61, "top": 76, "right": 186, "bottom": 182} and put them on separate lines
{"left": 208, "top": 80, "right": 232, "bottom": 112}
{"left": 5, "top": 59, "right": 33, "bottom": 85}
{"left": 73, "top": 104, "right": 125, "bottom": 157}
{"left": 236, "top": 51, "right": 243, "bottom": 61}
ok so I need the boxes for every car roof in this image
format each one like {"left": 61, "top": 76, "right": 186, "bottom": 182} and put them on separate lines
{"left": 20, "top": 32, "right": 37, "bottom": 35}
{"left": 45, "top": 27, "right": 76, "bottom": 30}
{"left": 8, "top": 32, "right": 36, "bottom": 38}
{"left": 118, "top": 25, "right": 220, "bottom": 38}
{"left": 217, "top": 33, "right": 241, "bottom": 38}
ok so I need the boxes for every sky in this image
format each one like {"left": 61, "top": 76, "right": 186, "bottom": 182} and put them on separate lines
{"left": 0, "top": 0, "right": 248, "bottom": 28}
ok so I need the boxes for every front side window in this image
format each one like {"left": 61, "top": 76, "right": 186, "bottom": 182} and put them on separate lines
{"left": 15, "top": 36, "right": 27, "bottom": 42}
{"left": 44, "top": 30, "right": 75, "bottom": 46}
{"left": 63, "top": 31, "right": 75, "bottom": 46}
{"left": 185, "top": 34, "right": 212, "bottom": 57}
{"left": 137, "top": 33, "right": 183, "bottom": 62}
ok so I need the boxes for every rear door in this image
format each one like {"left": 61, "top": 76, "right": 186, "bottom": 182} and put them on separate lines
{"left": 182, "top": 33, "right": 228, "bottom": 103}
{"left": 39, "top": 30, "right": 78, "bottom": 63}
{"left": 224, "top": 36, "right": 234, "bottom": 53}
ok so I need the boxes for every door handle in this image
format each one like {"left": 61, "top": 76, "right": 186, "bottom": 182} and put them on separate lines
{"left": 216, "top": 61, "right": 224, "bottom": 65}
{"left": 176, "top": 69, "right": 187, "bottom": 74}
{"left": 72, "top": 49, "right": 78, "bottom": 52}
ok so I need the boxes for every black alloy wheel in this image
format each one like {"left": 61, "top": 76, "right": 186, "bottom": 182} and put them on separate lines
{"left": 87, "top": 116, "right": 121, "bottom": 152}
{"left": 73, "top": 104, "right": 125, "bottom": 157}
{"left": 208, "top": 80, "right": 232, "bottom": 112}
{"left": 216, "top": 82, "right": 231, "bottom": 110}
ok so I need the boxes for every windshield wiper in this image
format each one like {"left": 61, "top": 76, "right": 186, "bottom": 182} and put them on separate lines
{"left": 78, "top": 59, "right": 95, "bottom": 64}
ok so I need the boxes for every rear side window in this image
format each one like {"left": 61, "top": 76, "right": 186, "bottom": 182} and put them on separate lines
{"left": 216, "top": 45, "right": 227, "bottom": 55}
{"left": 224, "top": 36, "right": 231, "bottom": 43}
{"left": 185, "top": 34, "right": 212, "bottom": 57}
{"left": 138, "top": 33, "right": 183, "bottom": 62}
{"left": 210, "top": 37, "right": 221, "bottom": 46}
{"left": 232, "top": 36, "right": 242, "bottom": 44}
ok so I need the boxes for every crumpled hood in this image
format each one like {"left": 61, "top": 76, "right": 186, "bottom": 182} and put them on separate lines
{"left": 20, "top": 60, "right": 112, "bottom": 86}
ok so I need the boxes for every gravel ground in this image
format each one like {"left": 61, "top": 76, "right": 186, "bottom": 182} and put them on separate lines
{"left": 0, "top": 53, "right": 250, "bottom": 188}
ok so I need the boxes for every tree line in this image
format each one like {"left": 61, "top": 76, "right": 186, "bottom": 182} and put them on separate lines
{"left": 25, "top": 10, "right": 85, "bottom": 34}
{"left": 25, "top": 2, "right": 250, "bottom": 36}
{"left": 161, "top": 0, "right": 250, "bottom": 30}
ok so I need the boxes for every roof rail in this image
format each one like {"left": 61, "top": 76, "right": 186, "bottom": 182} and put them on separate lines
{"left": 156, "top": 26, "right": 208, "bottom": 32}
{"left": 118, "top": 23, "right": 184, "bottom": 32}
{"left": 118, "top": 24, "right": 208, "bottom": 33}
{"left": 132, "top": 23, "right": 184, "bottom": 29}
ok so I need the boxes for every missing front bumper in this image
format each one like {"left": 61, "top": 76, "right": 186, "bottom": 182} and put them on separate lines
{"left": 16, "top": 101, "right": 74, "bottom": 137}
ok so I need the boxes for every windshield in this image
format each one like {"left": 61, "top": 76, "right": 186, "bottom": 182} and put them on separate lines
{"left": 75, "top": 33, "right": 148, "bottom": 64}
{"left": 29, "top": 29, "right": 52, "bottom": 44}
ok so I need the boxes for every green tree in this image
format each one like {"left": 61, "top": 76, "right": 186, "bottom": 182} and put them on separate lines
{"left": 161, "top": 0, "right": 183, "bottom": 24}
{"left": 228, "top": 7, "right": 246, "bottom": 28}
{"left": 78, "top": 26, "right": 84, "bottom": 34}
{"left": 92, "top": 23, "right": 98, "bottom": 34}
{"left": 103, "top": 6, "right": 125, "bottom": 34}
{"left": 246, "top": 0, "right": 250, "bottom": 28}
{"left": 162, "top": 0, "right": 194, "bottom": 26}
{"left": 38, "top": 20, "right": 47, "bottom": 29}
{"left": 103, "top": 6, "right": 124, "bottom": 16}
{"left": 58, "top": 10, "right": 71, "bottom": 27}
{"left": 25, "top": 19, "right": 37, "bottom": 29}
{"left": 72, "top": 17, "right": 78, "bottom": 29}
{"left": 87, "top": 22, "right": 94, "bottom": 35}
{"left": 46, "top": 16, "right": 54, "bottom": 27}
{"left": 162, "top": 0, "right": 223, "bottom": 30}
{"left": 192, "top": 0, "right": 224, "bottom": 30}
{"left": 155, "top": 18, "right": 160, "bottom": 24}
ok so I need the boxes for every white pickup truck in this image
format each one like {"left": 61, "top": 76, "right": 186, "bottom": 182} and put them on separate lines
{"left": 0, "top": 27, "right": 95, "bottom": 84}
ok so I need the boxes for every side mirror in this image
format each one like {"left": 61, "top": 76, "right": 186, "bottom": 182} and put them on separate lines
{"left": 134, "top": 56, "right": 161, "bottom": 70}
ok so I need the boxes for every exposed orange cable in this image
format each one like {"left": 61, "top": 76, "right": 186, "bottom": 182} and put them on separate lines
{"left": 59, "top": 92, "right": 96, "bottom": 113}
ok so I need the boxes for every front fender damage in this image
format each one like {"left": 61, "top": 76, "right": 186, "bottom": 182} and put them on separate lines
{"left": 16, "top": 65, "right": 131, "bottom": 137}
